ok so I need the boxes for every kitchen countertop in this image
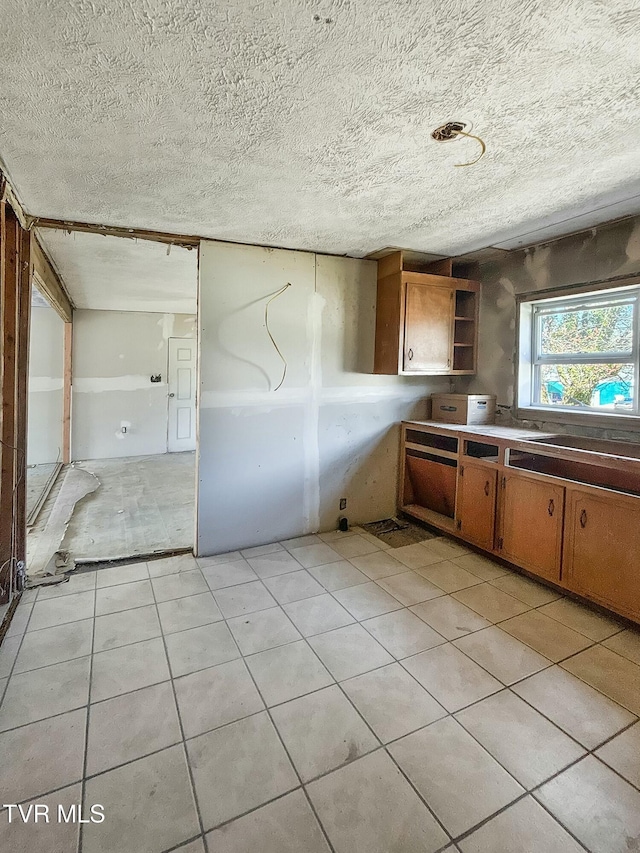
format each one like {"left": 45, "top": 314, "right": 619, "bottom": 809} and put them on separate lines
{"left": 402, "top": 419, "right": 640, "bottom": 474}
{"left": 402, "top": 420, "right": 556, "bottom": 441}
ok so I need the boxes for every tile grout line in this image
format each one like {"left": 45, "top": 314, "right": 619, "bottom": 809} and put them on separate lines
{"left": 3, "top": 634, "right": 639, "bottom": 817}
{"left": 231, "top": 571, "right": 522, "bottom": 847}
{"left": 0, "top": 596, "right": 634, "bottom": 848}
{"left": 1, "top": 548, "right": 639, "bottom": 847}
{"left": 78, "top": 579, "right": 97, "bottom": 853}
{"left": 159, "top": 833, "right": 206, "bottom": 853}
{"left": 325, "top": 663, "right": 457, "bottom": 845}
{"left": 3, "top": 566, "right": 639, "bottom": 741}
{"left": 147, "top": 575, "right": 211, "bottom": 853}
{"left": 220, "top": 626, "right": 339, "bottom": 853}
{"left": 3, "top": 591, "right": 638, "bottom": 739}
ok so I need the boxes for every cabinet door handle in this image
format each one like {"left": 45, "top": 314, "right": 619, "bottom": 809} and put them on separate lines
{"left": 548, "top": 499, "right": 555, "bottom": 517}
{"left": 580, "top": 508, "right": 587, "bottom": 528}
{"left": 407, "top": 348, "right": 413, "bottom": 361}
{"left": 484, "top": 480, "right": 490, "bottom": 496}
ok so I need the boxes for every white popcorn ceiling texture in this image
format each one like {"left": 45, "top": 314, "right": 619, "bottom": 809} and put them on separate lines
{"left": 2, "top": 0, "right": 640, "bottom": 258}
{"left": 37, "top": 229, "right": 198, "bottom": 313}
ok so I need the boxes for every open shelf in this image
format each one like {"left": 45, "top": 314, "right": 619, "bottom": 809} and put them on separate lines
{"left": 406, "top": 429, "right": 458, "bottom": 453}
{"left": 455, "top": 290, "right": 476, "bottom": 320}
{"left": 401, "top": 504, "right": 457, "bottom": 533}
{"left": 453, "top": 291, "right": 477, "bottom": 373}
{"left": 453, "top": 346, "right": 474, "bottom": 371}
{"left": 464, "top": 440, "right": 500, "bottom": 460}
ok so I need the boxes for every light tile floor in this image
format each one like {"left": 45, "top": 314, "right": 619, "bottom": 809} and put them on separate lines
{"left": 1, "top": 527, "right": 640, "bottom": 852}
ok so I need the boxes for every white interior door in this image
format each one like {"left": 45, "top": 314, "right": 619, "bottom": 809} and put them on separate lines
{"left": 167, "top": 338, "right": 197, "bottom": 452}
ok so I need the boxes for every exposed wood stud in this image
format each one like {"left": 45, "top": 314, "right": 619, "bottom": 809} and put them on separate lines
{"left": 14, "top": 226, "right": 31, "bottom": 577}
{"left": 0, "top": 201, "right": 31, "bottom": 603}
{"left": 31, "top": 236, "right": 73, "bottom": 322}
{"left": 33, "top": 217, "right": 199, "bottom": 250}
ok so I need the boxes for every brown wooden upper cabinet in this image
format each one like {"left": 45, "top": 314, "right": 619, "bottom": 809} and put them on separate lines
{"left": 373, "top": 250, "right": 479, "bottom": 375}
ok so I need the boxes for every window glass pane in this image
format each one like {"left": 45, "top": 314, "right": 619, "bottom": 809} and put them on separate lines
{"left": 538, "top": 363, "right": 635, "bottom": 410}
{"left": 539, "top": 303, "right": 634, "bottom": 356}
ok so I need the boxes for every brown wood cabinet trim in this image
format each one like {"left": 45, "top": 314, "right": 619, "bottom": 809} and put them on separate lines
{"left": 399, "top": 420, "right": 640, "bottom": 624}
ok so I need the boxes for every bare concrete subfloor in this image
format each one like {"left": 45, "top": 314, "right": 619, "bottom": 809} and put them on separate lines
{"left": 61, "top": 452, "right": 195, "bottom": 562}
{"left": 26, "top": 463, "right": 60, "bottom": 521}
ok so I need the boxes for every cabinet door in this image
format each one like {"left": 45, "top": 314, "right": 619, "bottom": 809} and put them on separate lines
{"left": 458, "top": 463, "right": 497, "bottom": 550}
{"left": 500, "top": 473, "right": 564, "bottom": 581}
{"left": 564, "top": 487, "right": 640, "bottom": 621}
{"left": 403, "top": 282, "right": 453, "bottom": 372}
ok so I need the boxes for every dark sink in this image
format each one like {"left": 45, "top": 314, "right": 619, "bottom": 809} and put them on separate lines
{"left": 527, "top": 434, "right": 640, "bottom": 459}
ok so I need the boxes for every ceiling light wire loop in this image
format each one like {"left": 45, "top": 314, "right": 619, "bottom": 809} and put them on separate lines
{"left": 431, "top": 121, "right": 486, "bottom": 167}
{"left": 451, "top": 129, "right": 486, "bottom": 167}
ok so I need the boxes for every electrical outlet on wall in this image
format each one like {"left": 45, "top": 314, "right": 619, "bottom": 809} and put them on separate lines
{"left": 339, "top": 498, "right": 347, "bottom": 510}
{"left": 117, "top": 420, "right": 132, "bottom": 440}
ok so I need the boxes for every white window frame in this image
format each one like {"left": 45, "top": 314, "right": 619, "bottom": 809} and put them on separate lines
{"left": 516, "top": 284, "right": 640, "bottom": 423}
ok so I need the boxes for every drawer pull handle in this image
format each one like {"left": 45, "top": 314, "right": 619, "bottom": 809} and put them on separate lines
{"left": 408, "top": 348, "right": 413, "bottom": 361}
{"left": 580, "top": 509, "right": 587, "bottom": 528}
{"left": 484, "top": 480, "right": 490, "bottom": 496}
{"left": 548, "top": 499, "right": 555, "bottom": 517}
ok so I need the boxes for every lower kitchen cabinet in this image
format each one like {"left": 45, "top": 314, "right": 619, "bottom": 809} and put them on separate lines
{"left": 499, "top": 472, "right": 565, "bottom": 582}
{"left": 399, "top": 420, "right": 640, "bottom": 624}
{"left": 457, "top": 462, "right": 497, "bottom": 550}
{"left": 563, "top": 486, "right": 640, "bottom": 622}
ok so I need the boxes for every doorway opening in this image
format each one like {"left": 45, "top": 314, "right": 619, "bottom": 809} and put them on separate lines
{"left": 26, "top": 283, "right": 65, "bottom": 526}
{"left": 27, "top": 229, "right": 199, "bottom": 572}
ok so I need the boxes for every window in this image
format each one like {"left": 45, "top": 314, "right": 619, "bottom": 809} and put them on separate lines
{"left": 518, "top": 286, "right": 640, "bottom": 418}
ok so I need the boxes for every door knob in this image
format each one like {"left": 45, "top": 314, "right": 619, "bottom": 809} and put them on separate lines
{"left": 484, "top": 480, "right": 490, "bottom": 496}
{"left": 548, "top": 499, "right": 555, "bottom": 517}
{"left": 407, "top": 348, "right": 413, "bottom": 360}
{"left": 168, "top": 393, "right": 175, "bottom": 398}
{"left": 580, "top": 509, "right": 587, "bottom": 528}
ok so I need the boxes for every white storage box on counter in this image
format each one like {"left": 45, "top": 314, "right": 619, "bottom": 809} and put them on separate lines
{"left": 430, "top": 393, "right": 496, "bottom": 425}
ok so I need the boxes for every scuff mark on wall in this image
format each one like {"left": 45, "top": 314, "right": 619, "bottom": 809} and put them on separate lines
{"left": 461, "top": 213, "right": 640, "bottom": 442}
{"left": 197, "top": 241, "right": 450, "bottom": 555}
{"left": 28, "top": 305, "right": 65, "bottom": 465}
{"left": 302, "top": 287, "right": 324, "bottom": 532}
{"left": 73, "top": 309, "right": 196, "bottom": 459}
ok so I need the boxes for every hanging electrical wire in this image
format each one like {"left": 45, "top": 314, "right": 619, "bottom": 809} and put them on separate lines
{"left": 451, "top": 129, "right": 486, "bottom": 167}
{"left": 264, "top": 282, "right": 291, "bottom": 391}
{"left": 431, "top": 121, "right": 487, "bottom": 167}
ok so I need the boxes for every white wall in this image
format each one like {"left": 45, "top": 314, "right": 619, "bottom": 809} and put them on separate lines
{"left": 27, "top": 305, "right": 65, "bottom": 465}
{"left": 72, "top": 310, "right": 196, "bottom": 460}
{"left": 197, "top": 241, "right": 451, "bottom": 555}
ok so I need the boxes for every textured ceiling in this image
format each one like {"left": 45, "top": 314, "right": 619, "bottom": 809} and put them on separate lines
{"left": 37, "top": 230, "right": 198, "bottom": 314}
{"left": 3, "top": 0, "right": 640, "bottom": 257}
